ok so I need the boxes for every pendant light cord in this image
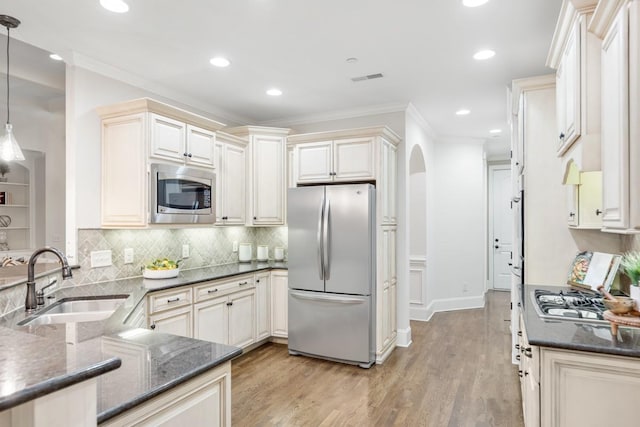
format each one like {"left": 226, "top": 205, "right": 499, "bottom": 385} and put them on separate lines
{"left": 5, "top": 27, "right": 9, "bottom": 126}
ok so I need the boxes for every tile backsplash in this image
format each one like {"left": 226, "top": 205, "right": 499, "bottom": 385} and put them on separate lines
{"left": 0, "top": 226, "right": 287, "bottom": 316}
{"left": 72, "top": 226, "right": 288, "bottom": 286}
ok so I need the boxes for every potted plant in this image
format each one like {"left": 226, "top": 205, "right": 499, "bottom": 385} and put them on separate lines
{"left": 620, "top": 251, "right": 640, "bottom": 310}
{"left": 0, "top": 162, "right": 9, "bottom": 182}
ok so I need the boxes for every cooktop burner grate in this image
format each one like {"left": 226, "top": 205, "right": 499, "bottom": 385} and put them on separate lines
{"left": 531, "top": 289, "right": 607, "bottom": 323}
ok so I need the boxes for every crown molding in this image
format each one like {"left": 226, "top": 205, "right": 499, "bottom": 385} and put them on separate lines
{"left": 223, "top": 125, "right": 291, "bottom": 137}
{"left": 258, "top": 102, "right": 409, "bottom": 128}
{"left": 511, "top": 74, "right": 556, "bottom": 113}
{"left": 547, "top": 0, "right": 598, "bottom": 68}
{"left": 405, "top": 103, "right": 438, "bottom": 140}
{"left": 67, "top": 51, "right": 252, "bottom": 126}
{"left": 287, "top": 125, "right": 402, "bottom": 146}
{"left": 589, "top": 0, "right": 628, "bottom": 38}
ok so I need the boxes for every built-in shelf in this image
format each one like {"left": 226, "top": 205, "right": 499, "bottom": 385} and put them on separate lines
{"left": 0, "top": 182, "right": 28, "bottom": 187}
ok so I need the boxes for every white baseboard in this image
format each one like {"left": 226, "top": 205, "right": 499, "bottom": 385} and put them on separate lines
{"left": 396, "top": 327, "right": 412, "bottom": 347}
{"left": 375, "top": 337, "right": 397, "bottom": 364}
{"left": 411, "top": 294, "right": 486, "bottom": 322}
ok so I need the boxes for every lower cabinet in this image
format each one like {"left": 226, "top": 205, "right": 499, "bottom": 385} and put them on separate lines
{"left": 255, "top": 271, "right": 271, "bottom": 341}
{"left": 271, "top": 270, "right": 288, "bottom": 338}
{"left": 146, "top": 270, "right": 287, "bottom": 349}
{"left": 540, "top": 348, "right": 640, "bottom": 427}
{"left": 193, "top": 289, "right": 256, "bottom": 348}
{"left": 100, "top": 361, "right": 231, "bottom": 426}
{"left": 518, "top": 314, "right": 540, "bottom": 427}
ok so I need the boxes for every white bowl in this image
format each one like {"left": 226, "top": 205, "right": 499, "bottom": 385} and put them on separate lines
{"left": 143, "top": 268, "right": 179, "bottom": 279}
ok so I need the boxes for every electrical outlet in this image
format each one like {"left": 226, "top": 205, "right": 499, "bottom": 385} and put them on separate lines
{"left": 233, "top": 241, "right": 238, "bottom": 252}
{"left": 124, "top": 248, "right": 134, "bottom": 264}
{"left": 91, "top": 250, "right": 112, "bottom": 268}
{"left": 182, "top": 244, "right": 190, "bottom": 259}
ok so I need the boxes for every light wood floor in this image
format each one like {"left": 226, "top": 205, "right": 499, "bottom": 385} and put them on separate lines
{"left": 232, "top": 290, "right": 523, "bottom": 427}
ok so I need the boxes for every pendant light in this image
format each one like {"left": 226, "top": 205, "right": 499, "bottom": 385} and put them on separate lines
{"left": 0, "top": 15, "right": 25, "bottom": 162}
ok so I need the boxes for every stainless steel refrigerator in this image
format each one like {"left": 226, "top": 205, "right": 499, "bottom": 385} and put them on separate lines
{"left": 287, "top": 183, "right": 376, "bottom": 368}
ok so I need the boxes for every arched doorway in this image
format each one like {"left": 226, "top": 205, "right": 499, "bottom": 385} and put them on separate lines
{"left": 408, "top": 145, "right": 428, "bottom": 320}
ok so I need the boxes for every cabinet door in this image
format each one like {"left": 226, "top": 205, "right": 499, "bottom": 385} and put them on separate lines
{"left": 601, "top": 5, "right": 630, "bottom": 230}
{"left": 228, "top": 289, "right": 256, "bottom": 348}
{"left": 214, "top": 140, "right": 224, "bottom": 223}
{"left": 222, "top": 143, "right": 247, "bottom": 224}
{"left": 101, "top": 113, "right": 147, "bottom": 227}
{"left": 186, "top": 124, "right": 216, "bottom": 168}
{"left": 270, "top": 271, "right": 288, "bottom": 337}
{"left": 252, "top": 135, "right": 285, "bottom": 225}
{"left": 578, "top": 171, "right": 603, "bottom": 228}
{"left": 377, "top": 228, "right": 392, "bottom": 352}
{"left": 566, "top": 185, "right": 579, "bottom": 226}
{"left": 558, "top": 20, "right": 581, "bottom": 152}
{"left": 149, "top": 306, "right": 192, "bottom": 338}
{"left": 150, "top": 113, "right": 186, "bottom": 163}
{"left": 255, "top": 272, "right": 271, "bottom": 341}
{"left": 333, "top": 137, "right": 375, "bottom": 181}
{"left": 194, "top": 296, "right": 229, "bottom": 345}
{"left": 296, "top": 141, "right": 333, "bottom": 183}
{"left": 382, "top": 140, "right": 397, "bottom": 225}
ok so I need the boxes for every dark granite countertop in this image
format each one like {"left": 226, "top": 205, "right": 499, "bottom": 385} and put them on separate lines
{"left": 520, "top": 284, "right": 640, "bottom": 358}
{"left": 0, "top": 261, "right": 287, "bottom": 421}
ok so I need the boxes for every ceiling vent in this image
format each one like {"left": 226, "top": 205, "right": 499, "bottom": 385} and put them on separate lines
{"left": 351, "top": 73, "right": 384, "bottom": 82}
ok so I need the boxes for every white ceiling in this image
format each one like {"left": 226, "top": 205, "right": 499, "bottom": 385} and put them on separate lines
{"left": 1, "top": 0, "right": 561, "bottom": 154}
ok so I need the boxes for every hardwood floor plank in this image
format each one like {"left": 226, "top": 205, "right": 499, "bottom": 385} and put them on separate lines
{"left": 232, "top": 290, "right": 523, "bottom": 426}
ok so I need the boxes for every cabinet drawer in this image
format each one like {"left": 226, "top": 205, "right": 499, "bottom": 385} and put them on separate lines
{"left": 148, "top": 287, "right": 192, "bottom": 314}
{"left": 194, "top": 274, "right": 255, "bottom": 303}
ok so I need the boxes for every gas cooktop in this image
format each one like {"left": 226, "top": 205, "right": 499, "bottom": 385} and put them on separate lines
{"left": 531, "top": 289, "right": 607, "bottom": 324}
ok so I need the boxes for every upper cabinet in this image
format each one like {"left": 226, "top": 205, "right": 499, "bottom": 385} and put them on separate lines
{"left": 150, "top": 114, "right": 216, "bottom": 168}
{"left": 97, "top": 98, "right": 225, "bottom": 228}
{"left": 547, "top": 0, "right": 601, "bottom": 166}
{"left": 590, "top": 0, "right": 640, "bottom": 233}
{"left": 224, "top": 126, "right": 291, "bottom": 226}
{"left": 214, "top": 132, "right": 248, "bottom": 226}
{"left": 292, "top": 137, "right": 375, "bottom": 184}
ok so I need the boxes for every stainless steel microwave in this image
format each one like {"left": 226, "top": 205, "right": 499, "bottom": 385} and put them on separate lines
{"left": 150, "top": 163, "right": 215, "bottom": 224}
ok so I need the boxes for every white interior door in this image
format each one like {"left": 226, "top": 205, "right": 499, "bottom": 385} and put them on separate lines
{"left": 490, "top": 166, "right": 513, "bottom": 290}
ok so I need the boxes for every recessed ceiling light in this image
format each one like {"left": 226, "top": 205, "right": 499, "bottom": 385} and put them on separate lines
{"left": 266, "top": 88, "right": 283, "bottom": 96}
{"left": 100, "top": 0, "right": 129, "bottom": 13}
{"left": 473, "top": 49, "right": 496, "bottom": 60}
{"left": 489, "top": 129, "right": 502, "bottom": 134}
{"left": 456, "top": 109, "right": 471, "bottom": 116}
{"left": 463, "top": 0, "right": 489, "bottom": 7}
{"left": 346, "top": 57, "right": 358, "bottom": 63}
{"left": 49, "top": 54, "right": 63, "bottom": 61}
{"left": 209, "top": 57, "right": 231, "bottom": 68}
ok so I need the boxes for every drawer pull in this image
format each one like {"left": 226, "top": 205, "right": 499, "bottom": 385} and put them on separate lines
{"left": 208, "top": 289, "right": 219, "bottom": 294}
{"left": 167, "top": 297, "right": 181, "bottom": 303}
{"left": 239, "top": 281, "right": 248, "bottom": 286}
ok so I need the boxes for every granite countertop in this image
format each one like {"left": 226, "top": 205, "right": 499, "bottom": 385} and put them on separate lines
{"left": 0, "top": 261, "right": 287, "bottom": 422}
{"left": 520, "top": 284, "right": 640, "bottom": 358}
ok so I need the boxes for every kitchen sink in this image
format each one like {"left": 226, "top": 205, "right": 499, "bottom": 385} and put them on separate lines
{"left": 18, "top": 296, "right": 128, "bottom": 326}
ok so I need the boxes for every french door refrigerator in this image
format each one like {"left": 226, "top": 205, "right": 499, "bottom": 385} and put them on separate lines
{"left": 287, "top": 183, "right": 376, "bottom": 368}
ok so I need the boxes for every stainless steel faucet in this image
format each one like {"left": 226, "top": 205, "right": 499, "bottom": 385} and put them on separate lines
{"left": 25, "top": 247, "right": 73, "bottom": 312}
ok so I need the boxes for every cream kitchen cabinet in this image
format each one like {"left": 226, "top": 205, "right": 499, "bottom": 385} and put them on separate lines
{"left": 149, "top": 114, "right": 216, "bottom": 168}
{"left": 291, "top": 137, "right": 375, "bottom": 184}
{"left": 381, "top": 140, "right": 398, "bottom": 225}
{"left": 255, "top": 271, "right": 271, "bottom": 341}
{"left": 576, "top": 171, "right": 603, "bottom": 228}
{"left": 270, "top": 270, "right": 288, "bottom": 338}
{"left": 224, "top": 126, "right": 291, "bottom": 226}
{"left": 214, "top": 132, "right": 248, "bottom": 225}
{"left": 97, "top": 98, "right": 225, "bottom": 228}
{"left": 147, "top": 287, "right": 193, "bottom": 338}
{"left": 547, "top": 0, "right": 601, "bottom": 158}
{"left": 590, "top": 0, "right": 640, "bottom": 233}
{"left": 377, "top": 226, "right": 397, "bottom": 359}
{"left": 193, "top": 274, "right": 256, "bottom": 348}
{"left": 518, "top": 314, "right": 540, "bottom": 427}
{"left": 100, "top": 362, "right": 231, "bottom": 427}
{"left": 540, "top": 348, "right": 640, "bottom": 426}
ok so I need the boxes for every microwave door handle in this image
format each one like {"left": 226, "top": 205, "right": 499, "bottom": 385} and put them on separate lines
{"left": 317, "top": 198, "right": 324, "bottom": 280}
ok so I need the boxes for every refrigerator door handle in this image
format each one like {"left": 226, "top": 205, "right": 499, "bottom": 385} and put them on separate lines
{"left": 323, "top": 198, "right": 331, "bottom": 280}
{"left": 317, "top": 198, "right": 325, "bottom": 280}
{"left": 290, "top": 291, "right": 365, "bottom": 305}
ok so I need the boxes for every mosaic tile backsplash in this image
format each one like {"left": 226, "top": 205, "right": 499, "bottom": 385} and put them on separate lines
{"left": 0, "top": 226, "right": 287, "bottom": 315}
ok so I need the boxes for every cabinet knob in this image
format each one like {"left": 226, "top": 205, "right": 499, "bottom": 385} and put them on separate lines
{"left": 494, "top": 245, "right": 499, "bottom": 249}
{"left": 183, "top": 152, "right": 188, "bottom": 157}
{"left": 253, "top": 216, "right": 257, "bottom": 220}
{"left": 150, "top": 324, "right": 156, "bottom": 330}
{"left": 256, "top": 279, "right": 260, "bottom": 283}
{"left": 518, "top": 370, "right": 523, "bottom": 378}
{"left": 559, "top": 132, "right": 565, "bottom": 140}
{"left": 596, "top": 209, "right": 603, "bottom": 216}
{"left": 226, "top": 302, "right": 233, "bottom": 306}
{"left": 569, "top": 212, "right": 575, "bottom": 217}
{"left": 188, "top": 153, "right": 192, "bottom": 158}
{"left": 516, "top": 354, "right": 521, "bottom": 361}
